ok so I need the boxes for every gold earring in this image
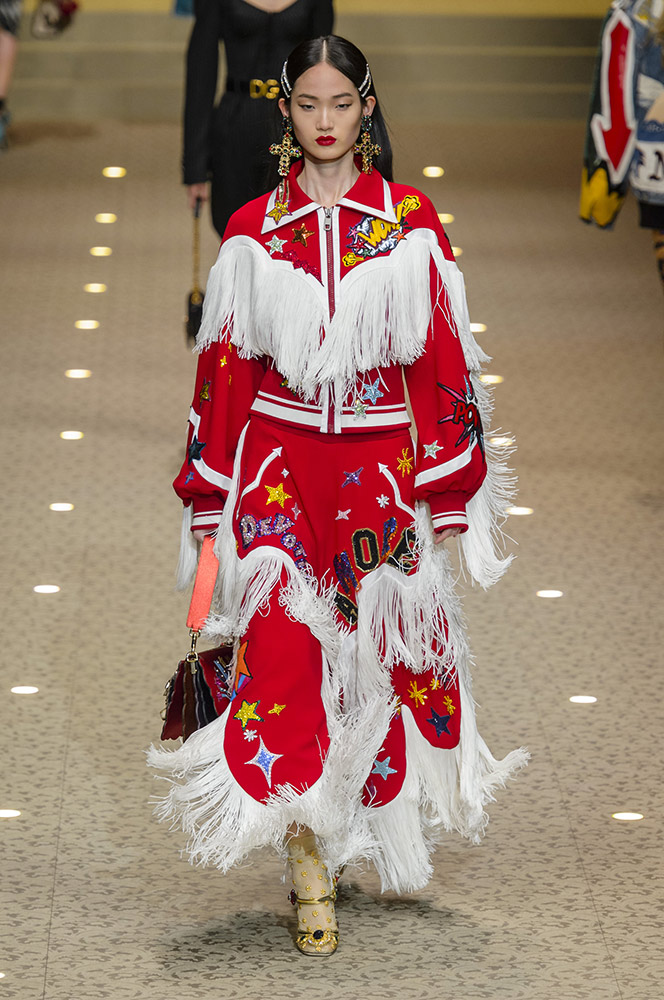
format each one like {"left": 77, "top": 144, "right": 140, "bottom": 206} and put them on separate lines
{"left": 267, "top": 117, "right": 302, "bottom": 222}
{"left": 354, "top": 115, "right": 381, "bottom": 174}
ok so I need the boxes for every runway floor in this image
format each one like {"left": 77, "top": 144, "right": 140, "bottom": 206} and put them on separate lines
{"left": 0, "top": 113, "right": 662, "bottom": 1000}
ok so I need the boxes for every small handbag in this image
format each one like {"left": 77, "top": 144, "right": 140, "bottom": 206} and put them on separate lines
{"left": 185, "top": 198, "right": 205, "bottom": 345}
{"left": 31, "top": 0, "right": 79, "bottom": 39}
{"left": 160, "top": 536, "right": 233, "bottom": 742}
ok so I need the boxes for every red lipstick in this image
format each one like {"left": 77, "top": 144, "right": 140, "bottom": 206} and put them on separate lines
{"left": 316, "top": 136, "right": 336, "bottom": 146}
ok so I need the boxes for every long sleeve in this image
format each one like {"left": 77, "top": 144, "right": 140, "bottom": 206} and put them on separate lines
{"left": 182, "top": 0, "right": 223, "bottom": 185}
{"left": 173, "top": 340, "right": 266, "bottom": 533}
{"left": 405, "top": 257, "right": 487, "bottom": 535}
{"left": 309, "top": 0, "right": 334, "bottom": 35}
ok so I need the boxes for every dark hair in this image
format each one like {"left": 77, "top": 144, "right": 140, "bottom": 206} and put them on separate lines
{"left": 267, "top": 35, "right": 393, "bottom": 186}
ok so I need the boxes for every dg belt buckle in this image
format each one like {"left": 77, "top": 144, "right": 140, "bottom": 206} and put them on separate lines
{"left": 250, "top": 78, "right": 280, "bottom": 100}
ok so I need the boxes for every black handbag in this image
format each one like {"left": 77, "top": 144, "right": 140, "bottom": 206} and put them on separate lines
{"left": 185, "top": 198, "right": 205, "bottom": 344}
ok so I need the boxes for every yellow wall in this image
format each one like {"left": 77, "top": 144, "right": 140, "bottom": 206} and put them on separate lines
{"left": 58, "top": 0, "right": 609, "bottom": 15}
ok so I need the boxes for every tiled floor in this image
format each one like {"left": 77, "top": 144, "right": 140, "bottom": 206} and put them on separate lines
{"left": 0, "top": 106, "right": 662, "bottom": 1000}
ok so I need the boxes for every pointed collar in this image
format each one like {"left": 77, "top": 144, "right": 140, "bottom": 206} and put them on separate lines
{"left": 261, "top": 160, "right": 397, "bottom": 235}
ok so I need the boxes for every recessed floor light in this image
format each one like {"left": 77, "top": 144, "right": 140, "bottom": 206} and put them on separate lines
{"left": 90, "top": 246, "right": 112, "bottom": 257}
{"left": 480, "top": 374, "right": 504, "bottom": 385}
{"left": 489, "top": 435, "right": 514, "bottom": 448}
{"left": 65, "top": 369, "right": 91, "bottom": 379}
{"left": 102, "top": 166, "right": 126, "bottom": 178}
{"left": 536, "top": 590, "right": 563, "bottom": 598}
{"left": 423, "top": 166, "right": 444, "bottom": 178}
{"left": 49, "top": 503, "right": 74, "bottom": 511}
{"left": 470, "top": 323, "right": 487, "bottom": 333}
{"left": 612, "top": 812, "right": 644, "bottom": 822}
{"left": 95, "top": 213, "right": 117, "bottom": 223}
{"left": 12, "top": 686, "right": 39, "bottom": 695}
{"left": 438, "top": 213, "right": 454, "bottom": 224}
{"left": 0, "top": 972, "right": 5, "bottom": 978}
{"left": 33, "top": 585, "right": 60, "bottom": 594}
{"left": 84, "top": 283, "right": 106, "bottom": 293}
{"left": 569, "top": 695, "right": 597, "bottom": 704}
{"left": 0, "top": 810, "right": 21, "bottom": 818}
{"left": 75, "top": 320, "right": 99, "bottom": 330}
{"left": 60, "top": 430, "right": 84, "bottom": 440}
{"left": 506, "top": 506, "right": 533, "bottom": 516}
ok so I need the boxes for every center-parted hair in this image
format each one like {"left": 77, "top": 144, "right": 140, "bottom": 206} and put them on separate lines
{"left": 269, "top": 35, "right": 393, "bottom": 184}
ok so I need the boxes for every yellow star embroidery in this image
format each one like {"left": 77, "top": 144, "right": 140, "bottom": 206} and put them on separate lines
{"left": 233, "top": 699, "right": 263, "bottom": 730}
{"left": 268, "top": 703, "right": 286, "bottom": 715}
{"left": 430, "top": 676, "right": 441, "bottom": 691}
{"left": 228, "top": 374, "right": 232, "bottom": 385}
{"left": 220, "top": 355, "right": 228, "bottom": 367}
{"left": 443, "top": 695, "right": 456, "bottom": 715}
{"left": 408, "top": 679, "right": 428, "bottom": 708}
{"left": 199, "top": 379, "right": 211, "bottom": 402}
{"left": 265, "top": 482, "right": 292, "bottom": 508}
{"left": 397, "top": 447, "right": 414, "bottom": 478}
{"left": 292, "top": 223, "right": 315, "bottom": 247}
{"left": 267, "top": 200, "right": 290, "bottom": 223}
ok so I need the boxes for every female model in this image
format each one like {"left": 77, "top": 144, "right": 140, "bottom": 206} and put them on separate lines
{"left": 151, "top": 35, "right": 528, "bottom": 956}
{"left": 184, "top": 0, "right": 334, "bottom": 237}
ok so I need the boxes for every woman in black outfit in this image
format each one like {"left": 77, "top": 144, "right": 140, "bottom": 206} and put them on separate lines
{"left": 184, "top": 0, "right": 334, "bottom": 238}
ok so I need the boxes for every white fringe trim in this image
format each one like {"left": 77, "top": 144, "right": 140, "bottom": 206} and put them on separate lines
{"left": 176, "top": 505, "right": 198, "bottom": 591}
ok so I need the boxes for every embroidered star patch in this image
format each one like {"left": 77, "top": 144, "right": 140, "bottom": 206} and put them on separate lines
{"left": 408, "top": 679, "right": 428, "bottom": 708}
{"left": 443, "top": 695, "right": 456, "bottom": 715}
{"left": 233, "top": 640, "right": 252, "bottom": 695}
{"left": 185, "top": 471, "right": 194, "bottom": 484}
{"left": 336, "top": 509, "right": 351, "bottom": 520}
{"left": 292, "top": 223, "right": 315, "bottom": 247}
{"left": 266, "top": 235, "right": 287, "bottom": 255}
{"left": 372, "top": 756, "right": 398, "bottom": 780}
{"left": 423, "top": 440, "right": 442, "bottom": 459}
{"left": 353, "top": 399, "right": 368, "bottom": 420}
{"left": 267, "top": 200, "right": 291, "bottom": 224}
{"left": 246, "top": 737, "right": 283, "bottom": 787}
{"left": 291, "top": 503, "right": 301, "bottom": 520}
{"left": 244, "top": 729, "right": 258, "bottom": 742}
{"left": 362, "top": 379, "right": 384, "bottom": 405}
{"left": 281, "top": 468, "right": 289, "bottom": 478}
{"left": 427, "top": 707, "right": 452, "bottom": 738}
{"left": 265, "top": 482, "right": 292, "bottom": 508}
{"left": 396, "top": 447, "right": 414, "bottom": 477}
{"left": 376, "top": 494, "right": 389, "bottom": 508}
{"left": 199, "top": 379, "right": 211, "bottom": 402}
{"left": 342, "top": 467, "right": 363, "bottom": 488}
{"left": 187, "top": 436, "right": 206, "bottom": 464}
{"left": 219, "top": 356, "right": 228, "bottom": 368}
{"left": 233, "top": 699, "right": 264, "bottom": 730}
{"left": 268, "top": 703, "right": 286, "bottom": 715}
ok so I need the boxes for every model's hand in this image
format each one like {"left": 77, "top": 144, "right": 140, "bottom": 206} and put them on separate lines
{"left": 434, "top": 527, "right": 462, "bottom": 544}
{"left": 187, "top": 183, "right": 208, "bottom": 211}
{"left": 193, "top": 529, "right": 211, "bottom": 543}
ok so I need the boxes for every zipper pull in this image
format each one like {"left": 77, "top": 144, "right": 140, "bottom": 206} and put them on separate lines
{"left": 324, "top": 207, "right": 332, "bottom": 231}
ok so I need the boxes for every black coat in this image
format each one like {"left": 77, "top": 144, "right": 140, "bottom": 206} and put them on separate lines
{"left": 183, "top": 0, "right": 334, "bottom": 237}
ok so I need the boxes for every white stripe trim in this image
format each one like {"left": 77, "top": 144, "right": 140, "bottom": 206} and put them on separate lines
{"left": 250, "top": 396, "right": 410, "bottom": 431}
{"left": 432, "top": 512, "right": 468, "bottom": 528}
{"left": 414, "top": 440, "right": 476, "bottom": 488}
{"left": 192, "top": 511, "right": 223, "bottom": 525}
{"left": 188, "top": 408, "right": 233, "bottom": 491}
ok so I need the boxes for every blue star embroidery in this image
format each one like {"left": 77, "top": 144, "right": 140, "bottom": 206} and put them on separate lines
{"left": 342, "top": 467, "right": 363, "bottom": 487}
{"left": 427, "top": 708, "right": 452, "bottom": 738}
{"left": 362, "top": 379, "right": 384, "bottom": 405}
{"left": 246, "top": 737, "right": 283, "bottom": 788}
{"left": 372, "top": 756, "right": 398, "bottom": 780}
{"left": 187, "top": 435, "right": 206, "bottom": 464}
{"left": 184, "top": 471, "right": 194, "bottom": 484}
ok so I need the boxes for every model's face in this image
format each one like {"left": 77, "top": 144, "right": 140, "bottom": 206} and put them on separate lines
{"left": 280, "top": 61, "right": 376, "bottom": 165}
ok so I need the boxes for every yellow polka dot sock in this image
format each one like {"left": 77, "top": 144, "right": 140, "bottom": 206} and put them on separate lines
{"left": 287, "top": 833, "right": 339, "bottom": 956}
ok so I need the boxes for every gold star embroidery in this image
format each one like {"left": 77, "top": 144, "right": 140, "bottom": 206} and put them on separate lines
{"left": 228, "top": 374, "right": 232, "bottom": 385}
{"left": 443, "top": 695, "right": 456, "bottom": 715}
{"left": 408, "top": 679, "right": 428, "bottom": 708}
{"left": 199, "top": 379, "right": 211, "bottom": 402}
{"left": 397, "top": 447, "right": 414, "bottom": 477}
{"left": 220, "top": 356, "right": 228, "bottom": 367}
{"left": 292, "top": 223, "right": 315, "bottom": 247}
{"left": 265, "top": 482, "right": 292, "bottom": 508}
{"left": 430, "top": 676, "right": 441, "bottom": 691}
{"left": 233, "top": 699, "right": 263, "bottom": 730}
{"left": 268, "top": 703, "right": 286, "bottom": 715}
{"left": 267, "top": 200, "right": 291, "bottom": 224}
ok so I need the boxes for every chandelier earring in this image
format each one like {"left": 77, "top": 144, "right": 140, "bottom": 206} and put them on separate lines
{"left": 267, "top": 115, "right": 302, "bottom": 223}
{"left": 354, "top": 114, "right": 381, "bottom": 174}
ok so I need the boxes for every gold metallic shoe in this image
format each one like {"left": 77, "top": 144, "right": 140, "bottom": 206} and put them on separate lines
{"left": 287, "top": 836, "right": 339, "bottom": 956}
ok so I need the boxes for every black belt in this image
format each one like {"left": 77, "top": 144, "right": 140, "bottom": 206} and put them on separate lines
{"left": 225, "top": 77, "right": 281, "bottom": 99}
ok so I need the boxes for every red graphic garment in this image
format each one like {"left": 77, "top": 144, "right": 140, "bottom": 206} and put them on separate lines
{"left": 149, "top": 162, "right": 528, "bottom": 893}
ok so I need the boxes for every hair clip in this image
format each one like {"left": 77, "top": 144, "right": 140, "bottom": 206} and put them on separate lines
{"left": 358, "top": 63, "right": 372, "bottom": 98}
{"left": 281, "top": 60, "right": 292, "bottom": 98}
